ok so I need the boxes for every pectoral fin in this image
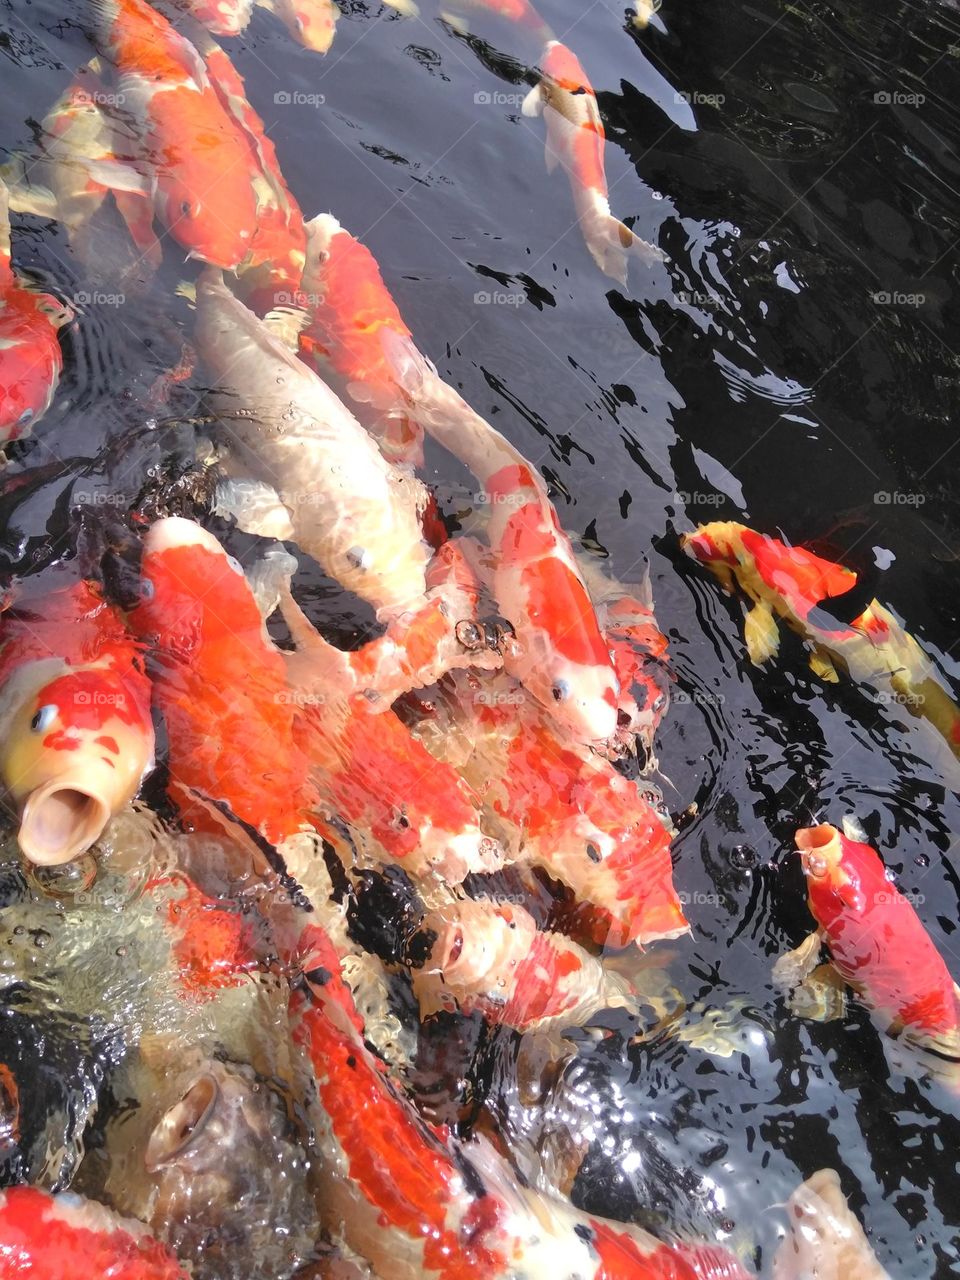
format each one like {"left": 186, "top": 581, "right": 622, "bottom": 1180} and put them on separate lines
{"left": 772, "top": 930, "right": 823, "bottom": 991}
{"left": 743, "top": 601, "right": 780, "bottom": 664}
{"left": 809, "top": 648, "right": 839, "bottom": 682}
{"left": 522, "top": 85, "right": 544, "bottom": 118}
{"left": 788, "top": 964, "right": 847, "bottom": 1023}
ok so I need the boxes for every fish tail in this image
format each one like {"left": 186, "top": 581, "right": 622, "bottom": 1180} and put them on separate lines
{"left": 580, "top": 202, "right": 666, "bottom": 285}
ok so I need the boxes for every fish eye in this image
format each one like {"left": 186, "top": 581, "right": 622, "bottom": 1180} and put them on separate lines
{"left": 17, "top": 408, "right": 33, "bottom": 425}
{"left": 140, "top": 577, "right": 155, "bottom": 601}
{"left": 346, "top": 546, "right": 371, "bottom": 572}
{"left": 225, "top": 555, "right": 244, "bottom": 576}
{"left": 180, "top": 199, "right": 198, "bottom": 218}
{"left": 551, "top": 679, "right": 571, "bottom": 702}
{"left": 30, "top": 705, "right": 58, "bottom": 733}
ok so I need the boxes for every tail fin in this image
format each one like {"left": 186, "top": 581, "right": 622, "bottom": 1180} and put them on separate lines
{"left": 582, "top": 211, "right": 667, "bottom": 286}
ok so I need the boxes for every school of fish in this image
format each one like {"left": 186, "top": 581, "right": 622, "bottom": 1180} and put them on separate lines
{"left": 0, "top": 0, "right": 949, "bottom": 1277}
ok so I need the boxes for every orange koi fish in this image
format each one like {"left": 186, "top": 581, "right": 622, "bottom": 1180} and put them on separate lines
{"left": 0, "top": 179, "right": 70, "bottom": 443}
{"left": 127, "top": 518, "right": 320, "bottom": 846}
{"left": 0, "top": 573, "right": 154, "bottom": 865}
{"left": 682, "top": 521, "right": 960, "bottom": 763}
{"left": 183, "top": 21, "right": 307, "bottom": 311}
{"left": 779, "top": 823, "right": 960, "bottom": 1086}
{"left": 258, "top": 0, "right": 339, "bottom": 51}
{"left": 440, "top": 0, "right": 551, "bottom": 39}
{"left": 0, "top": 1187, "right": 190, "bottom": 1279}
{"left": 522, "top": 41, "right": 665, "bottom": 286}
{"left": 411, "top": 897, "right": 634, "bottom": 1030}
{"left": 162, "top": 0, "right": 256, "bottom": 36}
{"left": 298, "top": 213, "right": 622, "bottom": 747}
{"left": 87, "top": 0, "right": 261, "bottom": 268}
{"left": 291, "top": 964, "right": 750, "bottom": 1279}
{"left": 412, "top": 668, "right": 687, "bottom": 948}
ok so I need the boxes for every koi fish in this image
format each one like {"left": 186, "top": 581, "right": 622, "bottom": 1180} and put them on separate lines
{"left": 298, "top": 214, "right": 622, "bottom": 746}
{"left": 777, "top": 823, "right": 960, "bottom": 1084}
{"left": 182, "top": 21, "right": 307, "bottom": 311}
{"left": 0, "top": 1186, "right": 190, "bottom": 1279}
{"left": 1, "top": 65, "right": 160, "bottom": 268}
{"left": 0, "top": 574, "right": 154, "bottom": 866}
{"left": 0, "top": 178, "right": 70, "bottom": 443}
{"left": 522, "top": 41, "right": 665, "bottom": 285}
{"left": 194, "top": 270, "right": 431, "bottom": 618}
{"left": 681, "top": 521, "right": 960, "bottom": 764}
{"left": 87, "top": 0, "right": 261, "bottom": 268}
{"left": 127, "top": 517, "right": 321, "bottom": 845}
{"left": 291, "top": 961, "right": 750, "bottom": 1279}
{"left": 410, "top": 668, "right": 687, "bottom": 948}
{"left": 440, "top": 0, "right": 551, "bottom": 39}
{"left": 411, "top": 897, "right": 634, "bottom": 1030}
{"left": 258, "top": 0, "right": 340, "bottom": 51}
{"left": 92, "top": 1052, "right": 318, "bottom": 1279}
{"left": 773, "top": 1168, "right": 891, "bottom": 1280}
{"left": 162, "top": 0, "right": 256, "bottom": 36}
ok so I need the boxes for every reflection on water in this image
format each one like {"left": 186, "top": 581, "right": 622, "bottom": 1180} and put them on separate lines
{"left": 2, "top": 0, "right": 960, "bottom": 1273}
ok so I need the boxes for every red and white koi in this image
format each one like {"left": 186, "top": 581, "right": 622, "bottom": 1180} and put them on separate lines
{"left": 522, "top": 41, "right": 665, "bottom": 285}
{"left": 0, "top": 572, "right": 154, "bottom": 865}
{"left": 0, "top": 1187, "right": 190, "bottom": 1279}
{"left": 87, "top": 0, "right": 263, "bottom": 268}
{"left": 163, "top": 0, "right": 256, "bottom": 36}
{"left": 258, "top": 0, "right": 340, "bottom": 51}
{"left": 411, "top": 668, "right": 688, "bottom": 948}
{"left": 298, "top": 213, "right": 622, "bottom": 746}
{"left": 0, "top": 178, "right": 70, "bottom": 443}
{"left": 291, "top": 960, "right": 751, "bottom": 1279}
{"left": 411, "top": 897, "right": 634, "bottom": 1030}
{"left": 778, "top": 823, "right": 960, "bottom": 1086}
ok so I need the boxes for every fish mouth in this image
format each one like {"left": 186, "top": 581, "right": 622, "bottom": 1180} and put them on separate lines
{"left": 795, "top": 823, "right": 841, "bottom": 877}
{"left": 18, "top": 783, "right": 111, "bottom": 866}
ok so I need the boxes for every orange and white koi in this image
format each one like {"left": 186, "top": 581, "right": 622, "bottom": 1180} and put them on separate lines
{"left": 299, "top": 213, "right": 622, "bottom": 746}
{"left": 522, "top": 41, "right": 665, "bottom": 285}
{"left": 162, "top": 0, "right": 256, "bottom": 36}
{"left": 778, "top": 823, "right": 960, "bottom": 1084}
{"left": 127, "top": 518, "right": 320, "bottom": 846}
{"left": 0, "top": 1187, "right": 190, "bottom": 1279}
{"left": 411, "top": 897, "right": 634, "bottom": 1030}
{"left": 195, "top": 270, "right": 431, "bottom": 617}
{"left": 0, "top": 572, "right": 154, "bottom": 866}
{"left": 0, "top": 179, "right": 70, "bottom": 443}
{"left": 87, "top": 0, "right": 262, "bottom": 268}
{"left": 412, "top": 668, "right": 687, "bottom": 948}
{"left": 682, "top": 520, "right": 960, "bottom": 763}
{"left": 291, "top": 961, "right": 751, "bottom": 1279}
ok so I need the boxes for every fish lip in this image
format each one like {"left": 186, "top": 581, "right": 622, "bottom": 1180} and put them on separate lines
{"left": 144, "top": 516, "right": 223, "bottom": 556}
{"left": 795, "top": 823, "right": 841, "bottom": 877}
{"left": 18, "top": 782, "right": 111, "bottom": 866}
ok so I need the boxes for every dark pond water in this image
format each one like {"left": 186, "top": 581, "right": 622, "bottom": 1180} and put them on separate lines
{"left": 2, "top": 0, "right": 960, "bottom": 1273}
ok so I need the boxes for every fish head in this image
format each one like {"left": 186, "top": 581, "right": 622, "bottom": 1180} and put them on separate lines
{"left": 139, "top": 1057, "right": 315, "bottom": 1276}
{"left": 272, "top": 0, "right": 337, "bottom": 52}
{"left": 680, "top": 522, "right": 745, "bottom": 570}
{"left": 0, "top": 659, "right": 154, "bottom": 866}
{"left": 131, "top": 518, "right": 262, "bottom": 651}
{"left": 154, "top": 154, "right": 254, "bottom": 272}
{"left": 795, "top": 823, "right": 868, "bottom": 925}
